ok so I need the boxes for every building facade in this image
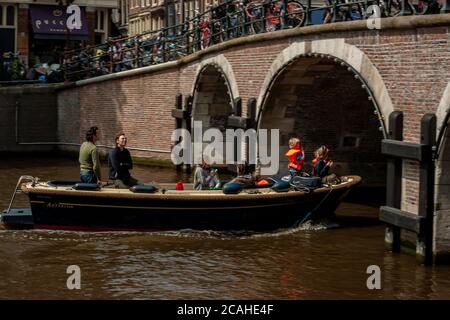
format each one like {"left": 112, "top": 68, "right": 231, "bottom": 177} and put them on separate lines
{"left": 128, "top": 0, "right": 220, "bottom": 37}
{"left": 112, "top": 0, "right": 129, "bottom": 36}
{"left": 0, "top": 0, "right": 119, "bottom": 68}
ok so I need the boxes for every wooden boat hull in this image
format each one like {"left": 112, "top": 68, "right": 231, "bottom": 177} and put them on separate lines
{"left": 2, "top": 176, "right": 361, "bottom": 232}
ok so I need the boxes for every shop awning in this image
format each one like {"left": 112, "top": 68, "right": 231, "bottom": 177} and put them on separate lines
{"left": 30, "top": 5, "right": 89, "bottom": 40}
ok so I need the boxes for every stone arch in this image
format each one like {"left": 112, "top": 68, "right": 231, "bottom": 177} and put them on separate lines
{"left": 190, "top": 55, "right": 238, "bottom": 164}
{"left": 256, "top": 39, "right": 394, "bottom": 136}
{"left": 191, "top": 54, "right": 239, "bottom": 104}
{"left": 436, "top": 81, "right": 450, "bottom": 149}
{"left": 255, "top": 39, "right": 393, "bottom": 184}
{"left": 434, "top": 82, "right": 450, "bottom": 257}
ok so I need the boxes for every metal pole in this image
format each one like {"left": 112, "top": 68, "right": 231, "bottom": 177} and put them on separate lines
{"left": 385, "top": 111, "right": 403, "bottom": 253}
{"left": 304, "top": 0, "right": 312, "bottom": 26}
{"left": 416, "top": 114, "right": 436, "bottom": 265}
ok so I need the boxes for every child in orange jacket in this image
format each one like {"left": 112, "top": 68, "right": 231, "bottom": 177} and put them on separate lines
{"left": 285, "top": 137, "right": 305, "bottom": 176}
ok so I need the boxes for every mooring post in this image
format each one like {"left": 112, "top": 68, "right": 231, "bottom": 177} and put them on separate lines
{"left": 174, "top": 94, "right": 183, "bottom": 172}
{"left": 184, "top": 95, "right": 193, "bottom": 173}
{"left": 247, "top": 98, "right": 257, "bottom": 130}
{"left": 416, "top": 114, "right": 436, "bottom": 264}
{"left": 247, "top": 98, "right": 257, "bottom": 172}
{"left": 385, "top": 111, "right": 403, "bottom": 252}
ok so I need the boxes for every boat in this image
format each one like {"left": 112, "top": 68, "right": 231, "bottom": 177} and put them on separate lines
{"left": 0, "top": 175, "right": 362, "bottom": 232}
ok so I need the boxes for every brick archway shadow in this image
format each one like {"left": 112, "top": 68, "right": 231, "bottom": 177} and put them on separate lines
{"left": 256, "top": 39, "right": 394, "bottom": 137}
{"left": 191, "top": 54, "right": 239, "bottom": 107}
{"left": 434, "top": 81, "right": 450, "bottom": 257}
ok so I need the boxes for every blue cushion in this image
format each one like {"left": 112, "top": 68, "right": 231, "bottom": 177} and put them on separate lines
{"left": 130, "top": 184, "right": 158, "bottom": 193}
{"left": 48, "top": 180, "right": 81, "bottom": 187}
{"left": 271, "top": 180, "right": 291, "bottom": 192}
{"left": 222, "top": 182, "right": 242, "bottom": 194}
{"left": 73, "top": 183, "right": 100, "bottom": 191}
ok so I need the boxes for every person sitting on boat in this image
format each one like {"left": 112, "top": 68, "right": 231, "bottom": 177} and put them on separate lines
{"left": 208, "top": 167, "right": 221, "bottom": 190}
{"left": 312, "top": 146, "right": 333, "bottom": 178}
{"left": 79, "top": 126, "right": 103, "bottom": 185}
{"left": 107, "top": 132, "right": 140, "bottom": 188}
{"left": 193, "top": 158, "right": 213, "bottom": 190}
{"left": 285, "top": 137, "right": 305, "bottom": 176}
{"left": 312, "top": 145, "right": 340, "bottom": 184}
{"left": 228, "top": 161, "right": 256, "bottom": 188}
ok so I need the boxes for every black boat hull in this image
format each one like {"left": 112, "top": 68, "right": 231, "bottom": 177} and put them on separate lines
{"left": 25, "top": 190, "right": 347, "bottom": 232}
{"left": 1, "top": 176, "right": 361, "bottom": 232}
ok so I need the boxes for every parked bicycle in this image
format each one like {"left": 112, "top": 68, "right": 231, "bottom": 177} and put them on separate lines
{"left": 378, "top": 0, "right": 441, "bottom": 17}
{"left": 245, "top": 0, "right": 306, "bottom": 34}
{"left": 1, "top": 52, "right": 27, "bottom": 81}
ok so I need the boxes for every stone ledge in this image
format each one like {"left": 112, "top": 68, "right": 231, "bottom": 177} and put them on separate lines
{"left": 0, "top": 83, "right": 64, "bottom": 94}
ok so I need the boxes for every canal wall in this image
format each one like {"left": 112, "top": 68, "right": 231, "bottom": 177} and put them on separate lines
{"left": 0, "top": 84, "right": 59, "bottom": 153}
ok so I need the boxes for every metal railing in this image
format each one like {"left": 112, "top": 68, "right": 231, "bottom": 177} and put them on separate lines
{"left": 62, "top": 0, "right": 444, "bottom": 82}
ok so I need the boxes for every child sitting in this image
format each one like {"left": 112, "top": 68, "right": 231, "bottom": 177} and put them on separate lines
{"left": 312, "top": 145, "right": 334, "bottom": 179}
{"left": 285, "top": 137, "right": 305, "bottom": 176}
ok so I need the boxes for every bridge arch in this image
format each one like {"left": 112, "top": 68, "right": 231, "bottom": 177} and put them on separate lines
{"left": 434, "top": 83, "right": 450, "bottom": 256}
{"left": 256, "top": 39, "right": 393, "bottom": 183}
{"left": 190, "top": 55, "right": 238, "bottom": 163}
{"left": 256, "top": 39, "right": 393, "bottom": 135}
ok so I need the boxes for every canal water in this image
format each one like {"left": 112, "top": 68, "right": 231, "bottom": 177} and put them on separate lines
{"left": 0, "top": 156, "right": 449, "bottom": 300}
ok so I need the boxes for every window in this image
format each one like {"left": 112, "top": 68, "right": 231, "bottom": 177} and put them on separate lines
{"left": 341, "top": 135, "right": 360, "bottom": 148}
{"left": 6, "top": 5, "right": 14, "bottom": 26}
{"left": 0, "top": 4, "right": 16, "bottom": 27}
{"left": 95, "top": 9, "right": 108, "bottom": 44}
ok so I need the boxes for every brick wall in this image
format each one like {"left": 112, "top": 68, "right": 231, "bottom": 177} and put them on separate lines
{"left": 0, "top": 85, "right": 59, "bottom": 152}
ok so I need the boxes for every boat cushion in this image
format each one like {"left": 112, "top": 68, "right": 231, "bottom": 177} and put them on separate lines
{"left": 72, "top": 183, "right": 100, "bottom": 191}
{"left": 291, "top": 176, "right": 322, "bottom": 189}
{"left": 48, "top": 180, "right": 82, "bottom": 187}
{"left": 222, "top": 182, "right": 242, "bottom": 194}
{"left": 129, "top": 184, "right": 158, "bottom": 193}
{"left": 271, "top": 180, "right": 291, "bottom": 192}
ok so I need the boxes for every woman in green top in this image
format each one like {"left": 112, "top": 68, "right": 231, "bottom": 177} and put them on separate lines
{"left": 79, "top": 126, "right": 102, "bottom": 184}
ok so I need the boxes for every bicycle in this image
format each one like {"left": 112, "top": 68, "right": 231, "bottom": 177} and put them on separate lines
{"left": 378, "top": 0, "right": 440, "bottom": 17}
{"left": 2, "top": 52, "right": 27, "bottom": 81}
{"left": 323, "top": 0, "right": 366, "bottom": 23}
{"left": 245, "top": 0, "right": 306, "bottom": 34}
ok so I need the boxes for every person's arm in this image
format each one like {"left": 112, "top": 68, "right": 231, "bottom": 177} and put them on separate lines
{"left": 314, "top": 160, "right": 325, "bottom": 177}
{"left": 92, "top": 147, "right": 102, "bottom": 181}
{"left": 318, "top": 160, "right": 330, "bottom": 178}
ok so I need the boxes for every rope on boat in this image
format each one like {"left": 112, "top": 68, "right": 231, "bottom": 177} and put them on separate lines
{"left": 294, "top": 184, "right": 335, "bottom": 226}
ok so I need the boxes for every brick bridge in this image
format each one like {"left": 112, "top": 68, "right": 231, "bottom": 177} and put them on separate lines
{"left": 3, "top": 15, "right": 450, "bottom": 261}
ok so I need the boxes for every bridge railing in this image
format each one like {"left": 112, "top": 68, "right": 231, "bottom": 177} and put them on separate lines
{"left": 62, "top": 0, "right": 444, "bottom": 82}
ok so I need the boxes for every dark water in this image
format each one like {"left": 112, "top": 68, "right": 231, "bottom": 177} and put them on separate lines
{"left": 0, "top": 156, "right": 449, "bottom": 300}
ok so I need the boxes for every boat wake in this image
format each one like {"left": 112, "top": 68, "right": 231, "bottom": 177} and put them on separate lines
{"left": 0, "top": 218, "right": 341, "bottom": 241}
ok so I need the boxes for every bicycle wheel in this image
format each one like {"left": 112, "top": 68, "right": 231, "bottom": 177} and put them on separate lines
{"left": 285, "top": 0, "right": 305, "bottom": 28}
{"left": 388, "top": 0, "right": 415, "bottom": 17}
{"left": 245, "top": 2, "right": 264, "bottom": 34}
